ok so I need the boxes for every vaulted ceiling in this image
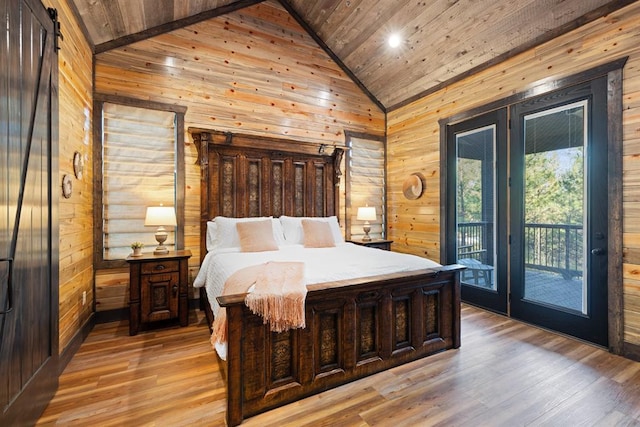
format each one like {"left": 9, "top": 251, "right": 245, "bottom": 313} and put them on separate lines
{"left": 69, "top": 0, "right": 633, "bottom": 110}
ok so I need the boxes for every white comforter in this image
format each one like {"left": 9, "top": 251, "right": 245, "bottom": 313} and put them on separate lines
{"left": 194, "top": 242, "right": 440, "bottom": 316}
{"left": 194, "top": 243, "right": 440, "bottom": 359}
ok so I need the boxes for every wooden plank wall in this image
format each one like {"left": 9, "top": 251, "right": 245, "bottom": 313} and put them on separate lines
{"left": 40, "top": 0, "right": 94, "bottom": 354}
{"left": 92, "top": 1, "right": 385, "bottom": 311}
{"left": 386, "top": 2, "right": 640, "bottom": 349}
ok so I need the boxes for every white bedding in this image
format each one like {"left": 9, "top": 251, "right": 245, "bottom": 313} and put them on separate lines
{"left": 194, "top": 242, "right": 440, "bottom": 319}
{"left": 194, "top": 242, "right": 440, "bottom": 359}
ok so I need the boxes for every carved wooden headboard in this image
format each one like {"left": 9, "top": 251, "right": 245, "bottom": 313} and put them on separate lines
{"left": 191, "top": 129, "right": 344, "bottom": 262}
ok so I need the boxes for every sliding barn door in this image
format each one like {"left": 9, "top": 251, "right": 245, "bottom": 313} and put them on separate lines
{"left": 0, "top": 0, "right": 59, "bottom": 424}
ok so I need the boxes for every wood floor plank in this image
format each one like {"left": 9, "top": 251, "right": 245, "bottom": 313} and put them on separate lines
{"left": 37, "top": 305, "right": 640, "bottom": 426}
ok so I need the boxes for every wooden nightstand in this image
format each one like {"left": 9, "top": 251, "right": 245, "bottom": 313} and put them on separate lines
{"left": 348, "top": 239, "right": 393, "bottom": 251}
{"left": 126, "top": 250, "right": 192, "bottom": 335}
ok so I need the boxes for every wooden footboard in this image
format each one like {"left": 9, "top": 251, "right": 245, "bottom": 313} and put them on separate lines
{"left": 217, "top": 265, "right": 463, "bottom": 426}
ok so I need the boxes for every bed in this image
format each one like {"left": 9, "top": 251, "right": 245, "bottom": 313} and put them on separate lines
{"left": 191, "top": 129, "right": 463, "bottom": 426}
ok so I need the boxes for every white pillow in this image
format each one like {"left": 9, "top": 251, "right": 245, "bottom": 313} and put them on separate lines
{"left": 206, "top": 221, "right": 217, "bottom": 251}
{"left": 280, "top": 216, "right": 344, "bottom": 245}
{"left": 271, "top": 218, "right": 286, "bottom": 246}
{"left": 212, "top": 216, "right": 286, "bottom": 249}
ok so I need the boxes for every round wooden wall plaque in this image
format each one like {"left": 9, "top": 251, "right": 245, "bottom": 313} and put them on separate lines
{"left": 402, "top": 173, "right": 424, "bottom": 200}
{"left": 73, "top": 151, "right": 84, "bottom": 180}
{"left": 62, "top": 174, "right": 73, "bottom": 199}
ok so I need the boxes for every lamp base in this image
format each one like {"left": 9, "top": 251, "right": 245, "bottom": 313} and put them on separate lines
{"left": 153, "top": 246, "right": 169, "bottom": 255}
{"left": 153, "top": 228, "right": 169, "bottom": 255}
{"left": 362, "top": 223, "right": 372, "bottom": 241}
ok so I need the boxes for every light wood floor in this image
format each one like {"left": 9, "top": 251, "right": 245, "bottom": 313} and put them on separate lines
{"left": 37, "top": 305, "right": 640, "bottom": 426}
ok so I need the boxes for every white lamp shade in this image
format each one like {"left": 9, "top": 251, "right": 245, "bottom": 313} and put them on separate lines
{"left": 144, "top": 206, "right": 177, "bottom": 226}
{"left": 357, "top": 206, "right": 377, "bottom": 221}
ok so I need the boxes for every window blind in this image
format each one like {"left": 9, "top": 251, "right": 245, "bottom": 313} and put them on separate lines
{"left": 102, "top": 103, "right": 176, "bottom": 260}
{"left": 347, "top": 136, "right": 385, "bottom": 240}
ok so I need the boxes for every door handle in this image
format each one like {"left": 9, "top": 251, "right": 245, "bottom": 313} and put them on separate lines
{"left": 591, "top": 248, "right": 606, "bottom": 256}
{"left": 0, "top": 257, "right": 14, "bottom": 315}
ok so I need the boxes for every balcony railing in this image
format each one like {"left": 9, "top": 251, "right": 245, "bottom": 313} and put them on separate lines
{"left": 457, "top": 221, "right": 492, "bottom": 264}
{"left": 524, "top": 223, "right": 583, "bottom": 279}
{"left": 457, "top": 222, "right": 583, "bottom": 279}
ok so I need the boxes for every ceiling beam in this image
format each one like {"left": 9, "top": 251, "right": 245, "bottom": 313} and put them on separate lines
{"left": 95, "top": 0, "right": 265, "bottom": 54}
{"left": 65, "top": 0, "right": 95, "bottom": 52}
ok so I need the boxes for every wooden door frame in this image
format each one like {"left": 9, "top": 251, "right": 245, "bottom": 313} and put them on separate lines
{"left": 439, "top": 57, "right": 626, "bottom": 356}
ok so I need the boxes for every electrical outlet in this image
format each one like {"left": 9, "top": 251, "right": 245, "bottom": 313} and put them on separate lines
{"left": 82, "top": 291, "right": 87, "bottom": 306}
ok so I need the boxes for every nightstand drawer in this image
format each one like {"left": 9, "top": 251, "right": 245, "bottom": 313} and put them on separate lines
{"left": 141, "top": 260, "right": 179, "bottom": 274}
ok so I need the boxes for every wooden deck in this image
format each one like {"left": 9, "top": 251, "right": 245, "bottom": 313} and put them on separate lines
{"left": 463, "top": 267, "right": 584, "bottom": 312}
{"left": 37, "top": 305, "right": 640, "bottom": 426}
{"left": 524, "top": 269, "right": 583, "bottom": 312}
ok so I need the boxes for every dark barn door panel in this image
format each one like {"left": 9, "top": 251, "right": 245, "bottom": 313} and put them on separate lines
{"left": 0, "top": 0, "right": 59, "bottom": 425}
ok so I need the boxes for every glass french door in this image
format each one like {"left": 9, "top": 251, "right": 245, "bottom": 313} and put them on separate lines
{"left": 519, "top": 101, "right": 588, "bottom": 312}
{"left": 446, "top": 109, "right": 508, "bottom": 314}
{"left": 510, "top": 78, "right": 609, "bottom": 346}
{"left": 446, "top": 77, "right": 609, "bottom": 346}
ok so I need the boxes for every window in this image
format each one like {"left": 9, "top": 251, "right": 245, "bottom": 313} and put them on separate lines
{"left": 94, "top": 96, "right": 186, "bottom": 268}
{"left": 345, "top": 132, "right": 386, "bottom": 240}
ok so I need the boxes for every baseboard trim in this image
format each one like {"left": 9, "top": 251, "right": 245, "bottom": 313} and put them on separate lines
{"left": 59, "top": 312, "right": 95, "bottom": 374}
{"left": 623, "top": 341, "right": 640, "bottom": 362}
{"left": 95, "top": 308, "right": 128, "bottom": 324}
{"left": 94, "top": 299, "right": 200, "bottom": 324}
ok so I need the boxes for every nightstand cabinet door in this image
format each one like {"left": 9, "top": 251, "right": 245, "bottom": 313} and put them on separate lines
{"left": 141, "top": 272, "right": 179, "bottom": 323}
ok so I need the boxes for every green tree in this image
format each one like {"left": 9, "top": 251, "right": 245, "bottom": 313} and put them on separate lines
{"left": 457, "top": 158, "right": 482, "bottom": 223}
{"left": 524, "top": 147, "right": 583, "bottom": 225}
{"left": 556, "top": 148, "right": 584, "bottom": 224}
{"left": 457, "top": 147, "right": 583, "bottom": 226}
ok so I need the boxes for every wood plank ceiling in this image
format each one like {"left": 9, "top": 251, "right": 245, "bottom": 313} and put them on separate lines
{"left": 69, "top": 0, "right": 633, "bottom": 110}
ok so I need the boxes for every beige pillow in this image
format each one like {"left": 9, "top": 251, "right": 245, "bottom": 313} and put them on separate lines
{"left": 302, "top": 220, "right": 335, "bottom": 248}
{"left": 236, "top": 220, "right": 279, "bottom": 252}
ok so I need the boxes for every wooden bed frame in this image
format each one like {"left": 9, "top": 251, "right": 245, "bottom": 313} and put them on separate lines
{"left": 192, "top": 129, "right": 463, "bottom": 426}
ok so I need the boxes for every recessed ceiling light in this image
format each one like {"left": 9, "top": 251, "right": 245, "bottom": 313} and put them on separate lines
{"left": 388, "top": 34, "right": 401, "bottom": 48}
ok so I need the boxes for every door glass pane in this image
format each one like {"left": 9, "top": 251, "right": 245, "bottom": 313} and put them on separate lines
{"left": 523, "top": 101, "right": 587, "bottom": 313}
{"left": 456, "top": 125, "right": 496, "bottom": 290}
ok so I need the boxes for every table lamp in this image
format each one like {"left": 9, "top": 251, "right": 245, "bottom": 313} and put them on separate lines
{"left": 144, "top": 206, "right": 177, "bottom": 254}
{"left": 357, "top": 206, "right": 376, "bottom": 241}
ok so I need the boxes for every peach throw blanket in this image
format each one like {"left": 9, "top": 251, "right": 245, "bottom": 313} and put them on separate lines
{"left": 211, "top": 261, "right": 306, "bottom": 348}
